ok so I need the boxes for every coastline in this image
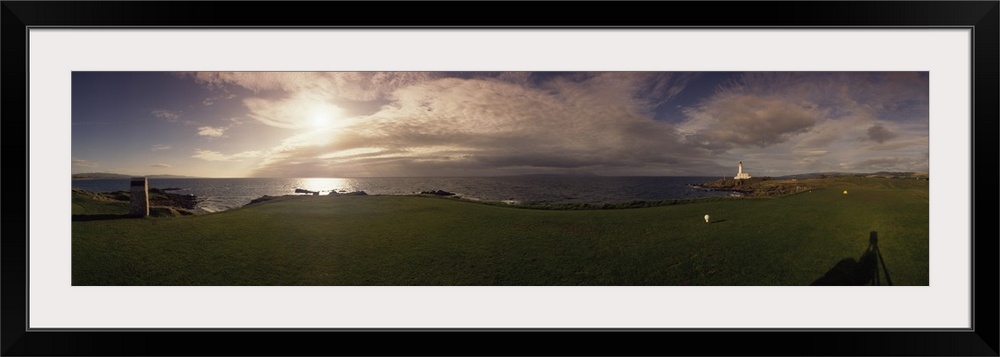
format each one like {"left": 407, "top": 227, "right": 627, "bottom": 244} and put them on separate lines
{"left": 69, "top": 176, "right": 734, "bottom": 212}
{"left": 70, "top": 175, "right": 923, "bottom": 215}
{"left": 72, "top": 187, "right": 203, "bottom": 216}
{"left": 691, "top": 177, "right": 817, "bottom": 197}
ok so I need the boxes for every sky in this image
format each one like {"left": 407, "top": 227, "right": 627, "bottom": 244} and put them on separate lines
{"left": 71, "top": 72, "right": 929, "bottom": 178}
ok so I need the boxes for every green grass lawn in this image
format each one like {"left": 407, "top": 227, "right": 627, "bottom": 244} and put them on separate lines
{"left": 71, "top": 177, "right": 928, "bottom": 286}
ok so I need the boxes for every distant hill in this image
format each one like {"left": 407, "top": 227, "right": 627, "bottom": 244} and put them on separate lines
{"left": 777, "top": 172, "right": 928, "bottom": 179}
{"left": 72, "top": 173, "right": 131, "bottom": 179}
{"left": 72, "top": 173, "right": 196, "bottom": 180}
{"left": 147, "top": 174, "right": 195, "bottom": 179}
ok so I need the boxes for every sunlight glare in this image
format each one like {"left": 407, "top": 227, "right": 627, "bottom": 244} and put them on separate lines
{"left": 296, "top": 178, "right": 355, "bottom": 194}
{"left": 306, "top": 103, "right": 343, "bottom": 129}
{"left": 310, "top": 113, "right": 333, "bottom": 128}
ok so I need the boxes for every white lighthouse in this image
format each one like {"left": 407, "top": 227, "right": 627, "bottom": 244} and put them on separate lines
{"left": 734, "top": 161, "right": 752, "bottom": 180}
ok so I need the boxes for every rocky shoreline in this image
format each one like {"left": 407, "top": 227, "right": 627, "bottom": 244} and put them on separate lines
{"left": 73, "top": 188, "right": 203, "bottom": 214}
{"left": 693, "top": 177, "right": 815, "bottom": 197}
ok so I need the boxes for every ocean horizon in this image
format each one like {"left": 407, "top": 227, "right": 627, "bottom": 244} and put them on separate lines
{"left": 71, "top": 176, "right": 733, "bottom": 213}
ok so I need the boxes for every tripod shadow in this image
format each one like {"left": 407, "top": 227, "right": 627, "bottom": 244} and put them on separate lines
{"left": 811, "top": 231, "right": 893, "bottom": 286}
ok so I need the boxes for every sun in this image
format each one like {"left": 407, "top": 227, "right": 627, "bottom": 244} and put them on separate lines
{"left": 310, "top": 113, "right": 333, "bottom": 128}
{"left": 305, "top": 104, "right": 344, "bottom": 129}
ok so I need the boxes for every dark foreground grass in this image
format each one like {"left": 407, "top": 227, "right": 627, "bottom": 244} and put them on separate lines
{"left": 72, "top": 177, "right": 928, "bottom": 285}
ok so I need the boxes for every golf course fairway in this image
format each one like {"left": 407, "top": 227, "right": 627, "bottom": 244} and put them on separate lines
{"left": 72, "top": 177, "right": 929, "bottom": 286}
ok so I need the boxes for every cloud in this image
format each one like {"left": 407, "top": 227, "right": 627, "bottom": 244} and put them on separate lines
{"left": 197, "top": 126, "right": 226, "bottom": 137}
{"left": 151, "top": 109, "right": 181, "bottom": 122}
{"left": 795, "top": 149, "right": 829, "bottom": 157}
{"left": 792, "top": 115, "right": 865, "bottom": 150}
{"left": 866, "top": 124, "right": 897, "bottom": 143}
{"left": 192, "top": 150, "right": 227, "bottom": 161}
{"left": 202, "top": 93, "right": 237, "bottom": 106}
{"left": 151, "top": 144, "right": 172, "bottom": 151}
{"left": 242, "top": 93, "right": 344, "bottom": 129}
{"left": 714, "top": 72, "right": 928, "bottom": 117}
{"left": 679, "top": 94, "right": 824, "bottom": 153}
{"left": 247, "top": 75, "right": 715, "bottom": 177}
{"left": 150, "top": 163, "right": 172, "bottom": 168}
{"left": 866, "top": 138, "right": 928, "bottom": 151}
{"left": 72, "top": 158, "right": 97, "bottom": 168}
{"left": 176, "top": 72, "right": 928, "bottom": 177}
{"left": 838, "top": 157, "right": 925, "bottom": 172}
{"left": 192, "top": 72, "right": 698, "bottom": 131}
{"left": 674, "top": 72, "right": 928, "bottom": 174}
{"left": 189, "top": 72, "right": 434, "bottom": 102}
{"left": 192, "top": 149, "right": 262, "bottom": 162}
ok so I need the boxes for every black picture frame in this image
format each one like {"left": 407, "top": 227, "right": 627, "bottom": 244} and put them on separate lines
{"left": 3, "top": 1, "right": 997, "bottom": 356}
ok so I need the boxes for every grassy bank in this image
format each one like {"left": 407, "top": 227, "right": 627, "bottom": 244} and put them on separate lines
{"left": 72, "top": 177, "right": 929, "bottom": 286}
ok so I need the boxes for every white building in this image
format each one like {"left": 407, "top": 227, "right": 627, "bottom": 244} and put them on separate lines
{"left": 734, "top": 161, "right": 751, "bottom": 180}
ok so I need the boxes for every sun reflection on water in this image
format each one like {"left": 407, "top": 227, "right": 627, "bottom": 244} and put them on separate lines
{"left": 294, "top": 178, "right": 356, "bottom": 194}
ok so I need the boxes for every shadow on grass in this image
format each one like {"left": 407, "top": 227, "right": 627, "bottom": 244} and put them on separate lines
{"left": 72, "top": 214, "right": 133, "bottom": 222}
{"left": 811, "top": 231, "right": 893, "bottom": 286}
{"left": 709, "top": 219, "right": 727, "bottom": 224}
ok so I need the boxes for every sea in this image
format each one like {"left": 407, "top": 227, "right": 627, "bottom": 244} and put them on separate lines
{"left": 71, "top": 176, "right": 731, "bottom": 213}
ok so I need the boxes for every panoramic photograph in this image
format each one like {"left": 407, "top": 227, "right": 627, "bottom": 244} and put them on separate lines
{"left": 71, "top": 71, "right": 929, "bottom": 286}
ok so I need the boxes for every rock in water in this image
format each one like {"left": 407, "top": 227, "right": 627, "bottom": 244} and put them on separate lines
{"left": 247, "top": 195, "right": 277, "bottom": 205}
{"left": 420, "top": 190, "right": 455, "bottom": 196}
